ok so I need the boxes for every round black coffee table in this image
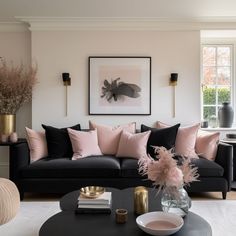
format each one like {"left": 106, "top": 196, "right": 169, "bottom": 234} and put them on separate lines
{"left": 39, "top": 188, "right": 212, "bottom": 236}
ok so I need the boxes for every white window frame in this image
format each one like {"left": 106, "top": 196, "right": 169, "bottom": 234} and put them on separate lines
{"left": 201, "top": 41, "right": 235, "bottom": 124}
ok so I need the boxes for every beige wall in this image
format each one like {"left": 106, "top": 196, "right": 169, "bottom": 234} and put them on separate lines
{"left": 0, "top": 29, "right": 201, "bottom": 178}
{"left": 31, "top": 30, "right": 201, "bottom": 130}
{"left": 0, "top": 30, "right": 31, "bottom": 177}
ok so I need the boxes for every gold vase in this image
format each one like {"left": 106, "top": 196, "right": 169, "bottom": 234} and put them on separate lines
{"left": 0, "top": 114, "right": 16, "bottom": 135}
{"left": 134, "top": 186, "right": 148, "bottom": 215}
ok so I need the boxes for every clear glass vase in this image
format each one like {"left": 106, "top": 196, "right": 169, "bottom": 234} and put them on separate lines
{"left": 161, "top": 186, "right": 191, "bottom": 217}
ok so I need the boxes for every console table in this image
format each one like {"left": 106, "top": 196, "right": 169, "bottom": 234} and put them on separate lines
{"left": 0, "top": 139, "right": 27, "bottom": 179}
{"left": 0, "top": 138, "right": 26, "bottom": 147}
{"left": 39, "top": 188, "right": 212, "bottom": 236}
{"left": 220, "top": 139, "right": 236, "bottom": 190}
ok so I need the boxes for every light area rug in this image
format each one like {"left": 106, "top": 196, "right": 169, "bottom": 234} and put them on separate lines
{"left": 0, "top": 200, "right": 236, "bottom": 236}
{"left": 191, "top": 200, "right": 236, "bottom": 236}
{"left": 0, "top": 202, "right": 60, "bottom": 236}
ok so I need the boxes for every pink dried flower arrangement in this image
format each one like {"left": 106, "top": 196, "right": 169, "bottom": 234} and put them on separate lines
{"left": 138, "top": 146, "right": 199, "bottom": 193}
{"left": 0, "top": 59, "right": 37, "bottom": 114}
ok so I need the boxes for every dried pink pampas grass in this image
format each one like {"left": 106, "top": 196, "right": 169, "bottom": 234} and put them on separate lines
{"left": 138, "top": 146, "right": 199, "bottom": 193}
{"left": 0, "top": 59, "right": 37, "bottom": 114}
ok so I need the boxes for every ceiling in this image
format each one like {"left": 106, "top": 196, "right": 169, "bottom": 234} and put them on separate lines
{"left": 1, "top": 0, "right": 236, "bottom": 23}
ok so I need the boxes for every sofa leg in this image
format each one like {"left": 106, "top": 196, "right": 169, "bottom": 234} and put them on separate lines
{"left": 222, "top": 192, "right": 227, "bottom": 199}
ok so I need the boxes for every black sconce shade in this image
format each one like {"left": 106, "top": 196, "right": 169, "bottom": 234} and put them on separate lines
{"left": 170, "top": 73, "right": 178, "bottom": 86}
{"left": 170, "top": 73, "right": 178, "bottom": 82}
{"left": 62, "top": 73, "right": 71, "bottom": 86}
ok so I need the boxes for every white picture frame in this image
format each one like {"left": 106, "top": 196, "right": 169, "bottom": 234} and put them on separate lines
{"left": 89, "top": 56, "right": 151, "bottom": 115}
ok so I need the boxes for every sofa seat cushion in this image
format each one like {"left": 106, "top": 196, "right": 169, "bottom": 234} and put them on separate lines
{"left": 120, "top": 158, "right": 143, "bottom": 178}
{"left": 20, "top": 156, "right": 121, "bottom": 178}
{"left": 121, "top": 157, "right": 224, "bottom": 179}
{"left": 191, "top": 157, "right": 224, "bottom": 177}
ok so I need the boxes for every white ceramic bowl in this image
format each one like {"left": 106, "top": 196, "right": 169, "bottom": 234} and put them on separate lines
{"left": 136, "top": 211, "right": 184, "bottom": 236}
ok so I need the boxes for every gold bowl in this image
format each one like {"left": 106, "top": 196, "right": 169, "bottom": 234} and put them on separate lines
{"left": 80, "top": 186, "right": 105, "bottom": 199}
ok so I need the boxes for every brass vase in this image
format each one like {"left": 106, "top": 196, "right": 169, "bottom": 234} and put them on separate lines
{"left": 0, "top": 114, "right": 16, "bottom": 135}
{"left": 134, "top": 186, "right": 148, "bottom": 215}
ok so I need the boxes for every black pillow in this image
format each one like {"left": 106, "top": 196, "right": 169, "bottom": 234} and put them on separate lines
{"left": 141, "top": 124, "right": 180, "bottom": 158}
{"left": 42, "top": 124, "right": 81, "bottom": 159}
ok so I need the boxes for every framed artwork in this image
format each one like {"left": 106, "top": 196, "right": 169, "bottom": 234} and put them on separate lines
{"left": 88, "top": 56, "right": 151, "bottom": 115}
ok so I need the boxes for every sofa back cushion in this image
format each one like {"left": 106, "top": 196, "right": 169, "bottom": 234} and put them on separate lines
{"left": 89, "top": 121, "right": 136, "bottom": 155}
{"left": 195, "top": 130, "right": 220, "bottom": 161}
{"left": 42, "top": 124, "right": 81, "bottom": 158}
{"left": 141, "top": 124, "right": 180, "bottom": 158}
{"left": 68, "top": 128, "right": 102, "bottom": 160}
{"left": 25, "top": 127, "right": 48, "bottom": 162}
{"left": 156, "top": 121, "right": 200, "bottom": 159}
{"left": 116, "top": 130, "right": 151, "bottom": 159}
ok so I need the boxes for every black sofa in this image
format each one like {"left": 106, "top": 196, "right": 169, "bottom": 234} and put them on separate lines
{"left": 9, "top": 141, "right": 232, "bottom": 200}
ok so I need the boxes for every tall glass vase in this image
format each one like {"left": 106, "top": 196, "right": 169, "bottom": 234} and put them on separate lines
{"left": 161, "top": 186, "right": 191, "bottom": 217}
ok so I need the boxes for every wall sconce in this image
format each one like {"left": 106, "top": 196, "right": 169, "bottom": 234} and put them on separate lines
{"left": 169, "top": 73, "right": 178, "bottom": 117}
{"left": 62, "top": 73, "right": 71, "bottom": 86}
{"left": 62, "top": 73, "right": 71, "bottom": 116}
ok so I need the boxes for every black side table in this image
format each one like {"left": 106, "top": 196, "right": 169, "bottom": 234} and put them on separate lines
{"left": 221, "top": 139, "right": 236, "bottom": 190}
{"left": 0, "top": 138, "right": 27, "bottom": 179}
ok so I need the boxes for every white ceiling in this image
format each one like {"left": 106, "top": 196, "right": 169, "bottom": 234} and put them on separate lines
{"left": 1, "top": 0, "right": 236, "bottom": 22}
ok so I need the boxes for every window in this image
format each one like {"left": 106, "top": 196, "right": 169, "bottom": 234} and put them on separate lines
{"left": 201, "top": 45, "right": 233, "bottom": 122}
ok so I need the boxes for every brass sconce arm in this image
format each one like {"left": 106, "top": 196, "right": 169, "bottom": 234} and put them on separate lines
{"left": 62, "top": 73, "right": 71, "bottom": 116}
{"left": 169, "top": 73, "right": 178, "bottom": 117}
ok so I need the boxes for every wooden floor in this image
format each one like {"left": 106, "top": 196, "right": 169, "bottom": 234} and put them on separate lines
{"left": 189, "top": 190, "right": 236, "bottom": 200}
{"left": 23, "top": 190, "right": 236, "bottom": 201}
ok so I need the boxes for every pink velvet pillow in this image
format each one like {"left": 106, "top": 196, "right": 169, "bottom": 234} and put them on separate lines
{"left": 68, "top": 128, "right": 102, "bottom": 160}
{"left": 25, "top": 127, "right": 48, "bottom": 163}
{"left": 116, "top": 130, "right": 151, "bottom": 159}
{"left": 195, "top": 130, "right": 220, "bottom": 161}
{"left": 156, "top": 121, "right": 200, "bottom": 158}
{"left": 89, "top": 121, "right": 136, "bottom": 155}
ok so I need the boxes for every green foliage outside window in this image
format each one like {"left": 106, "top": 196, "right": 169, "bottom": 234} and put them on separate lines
{"left": 203, "top": 87, "right": 231, "bottom": 119}
{"left": 203, "top": 87, "right": 216, "bottom": 105}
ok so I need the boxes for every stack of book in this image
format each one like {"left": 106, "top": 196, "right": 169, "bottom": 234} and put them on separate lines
{"left": 76, "top": 192, "right": 112, "bottom": 214}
